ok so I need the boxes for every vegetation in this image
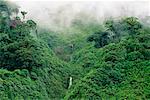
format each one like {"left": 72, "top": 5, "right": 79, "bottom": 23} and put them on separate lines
{"left": 0, "top": 1, "right": 150, "bottom": 99}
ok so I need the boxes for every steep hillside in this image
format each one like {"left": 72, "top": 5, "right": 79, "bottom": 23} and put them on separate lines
{"left": 64, "top": 21, "right": 150, "bottom": 99}
{"left": 0, "top": 1, "right": 150, "bottom": 99}
{"left": 0, "top": 1, "right": 79, "bottom": 99}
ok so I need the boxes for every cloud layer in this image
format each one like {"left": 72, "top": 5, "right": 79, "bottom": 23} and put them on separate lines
{"left": 12, "top": 1, "right": 150, "bottom": 29}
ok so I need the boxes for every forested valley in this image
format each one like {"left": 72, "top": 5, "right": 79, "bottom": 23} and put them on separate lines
{"left": 0, "top": 1, "right": 150, "bottom": 99}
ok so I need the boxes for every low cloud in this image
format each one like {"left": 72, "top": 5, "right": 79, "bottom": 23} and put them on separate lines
{"left": 11, "top": 1, "right": 150, "bottom": 30}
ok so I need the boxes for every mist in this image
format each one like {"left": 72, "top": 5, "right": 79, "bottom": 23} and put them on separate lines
{"left": 11, "top": 0, "right": 150, "bottom": 30}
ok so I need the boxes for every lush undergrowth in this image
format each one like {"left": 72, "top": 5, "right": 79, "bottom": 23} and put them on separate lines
{"left": 0, "top": 1, "right": 150, "bottom": 99}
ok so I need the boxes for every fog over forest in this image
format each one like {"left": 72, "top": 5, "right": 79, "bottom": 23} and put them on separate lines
{"left": 1, "top": 0, "right": 150, "bottom": 99}
{"left": 12, "top": 1, "right": 150, "bottom": 29}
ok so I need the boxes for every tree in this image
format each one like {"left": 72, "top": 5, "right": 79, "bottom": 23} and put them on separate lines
{"left": 0, "top": 2, "right": 10, "bottom": 32}
{"left": 21, "top": 11, "right": 27, "bottom": 19}
{"left": 87, "top": 32, "right": 110, "bottom": 48}
{"left": 0, "top": 3, "right": 45, "bottom": 70}
{"left": 122, "top": 17, "right": 142, "bottom": 36}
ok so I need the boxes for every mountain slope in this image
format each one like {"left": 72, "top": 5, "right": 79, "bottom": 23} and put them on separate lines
{"left": 65, "top": 31, "right": 150, "bottom": 99}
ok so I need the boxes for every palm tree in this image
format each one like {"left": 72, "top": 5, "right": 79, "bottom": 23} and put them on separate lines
{"left": 21, "top": 11, "right": 27, "bottom": 19}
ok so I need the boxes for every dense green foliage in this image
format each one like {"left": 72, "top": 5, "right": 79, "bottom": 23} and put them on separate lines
{"left": 65, "top": 32, "right": 150, "bottom": 99}
{"left": 0, "top": 1, "right": 74, "bottom": 99}
{"left": 0, "top": 1, "right": 150, "bottom": 99}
